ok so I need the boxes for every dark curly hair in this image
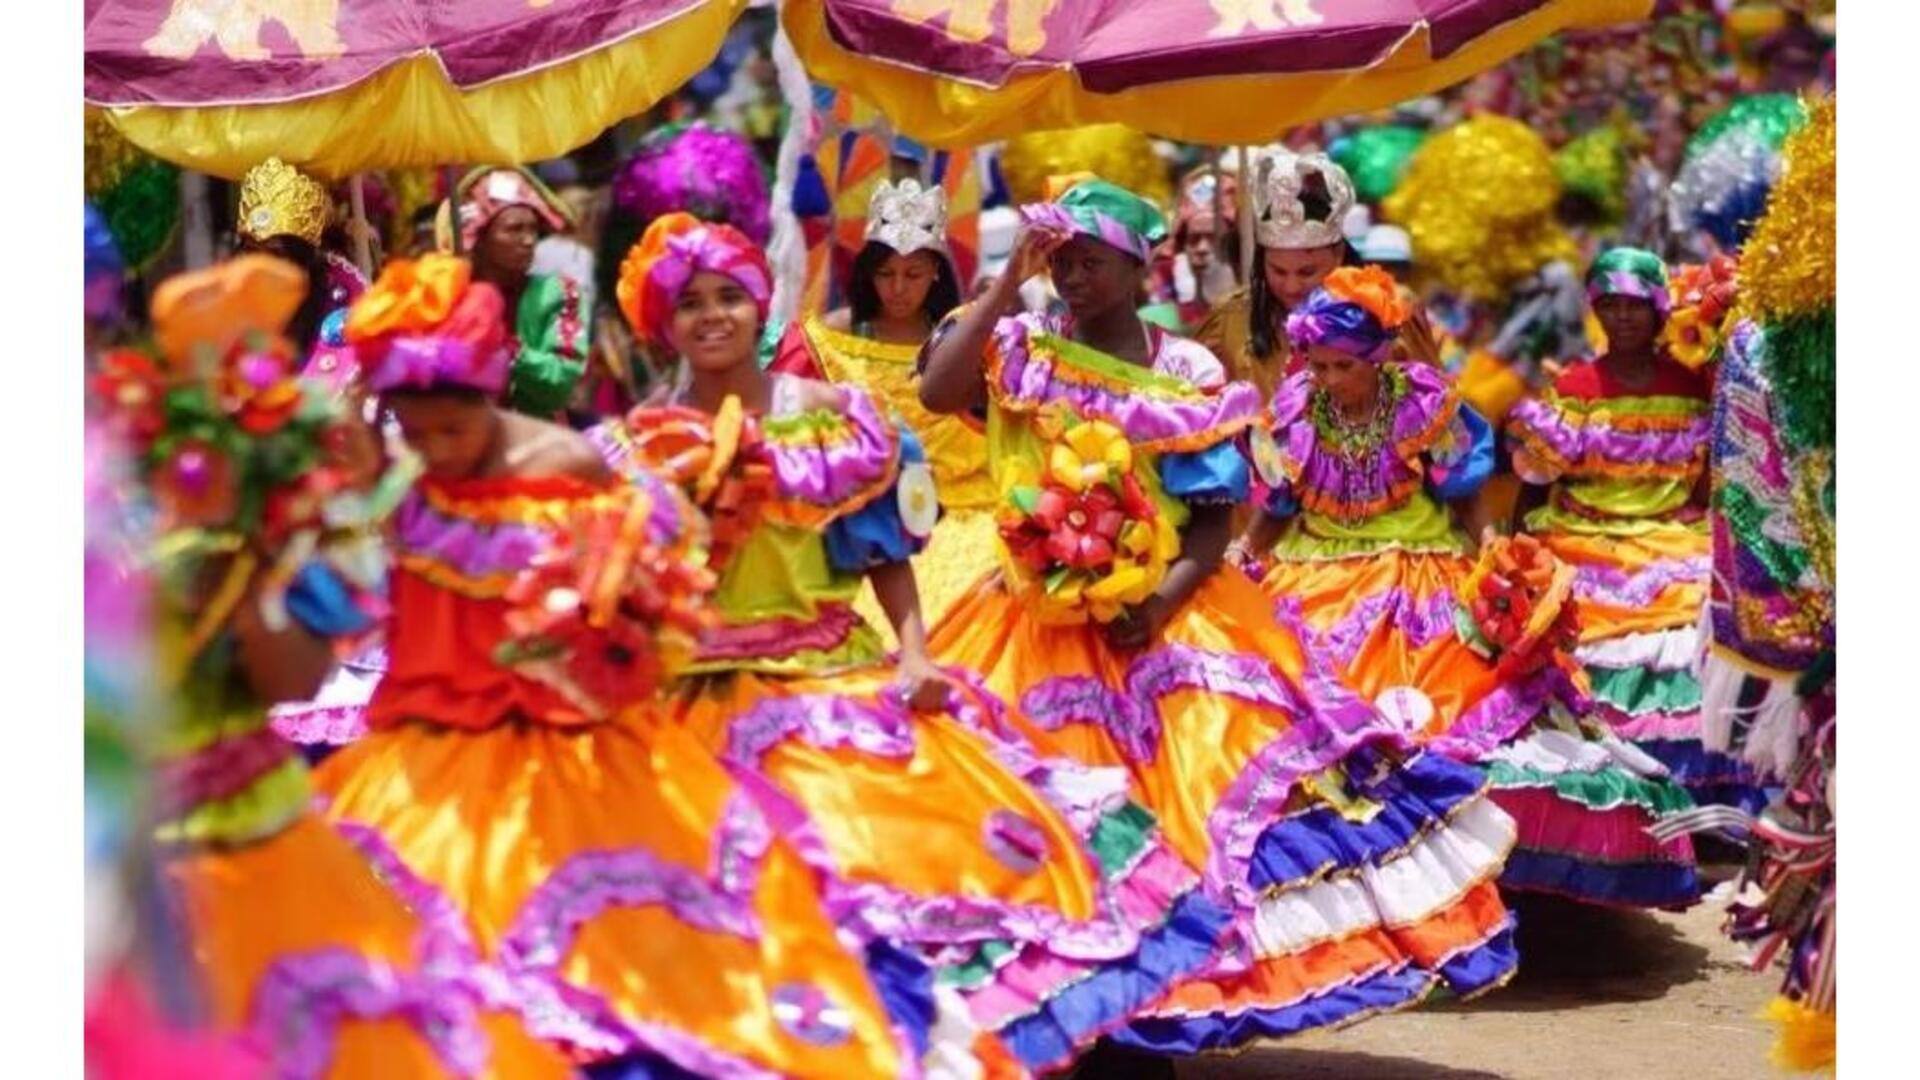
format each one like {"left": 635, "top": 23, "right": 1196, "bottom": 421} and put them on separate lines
{"left": 1246, "top": 187, "right": 1362, "bottom": 361}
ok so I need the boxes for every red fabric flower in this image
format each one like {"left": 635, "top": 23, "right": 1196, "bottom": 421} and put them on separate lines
{"left": 91, "top": 349, "right": 167, "bottom": 440}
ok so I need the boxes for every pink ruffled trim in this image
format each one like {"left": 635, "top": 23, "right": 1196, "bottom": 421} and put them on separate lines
{"left": 1427, "top": 665, "right": 1588, "bottom": 761}
{"left": 763, "top": 379, "right": 900, "bottom": 513}
{"left": 1489, "top": 788, "right": 1696, "bottom": 866}
{"left": 1571, "top": 556, "right": 1711, "bottom": 607}
{"left": 246, "top": 949, "right": 489, "bottom": 1080}
{"left": 695, "top": 605, "right": 863, "bottom": 665}
{"left": 1267, "top": 363, "right": 1459, "bottom": 519}
{"left": 268, "top": 705, "right": 370, "bottom": 746}
{"left": 1274, "top": 587, "right": 1460, "bottom": 671}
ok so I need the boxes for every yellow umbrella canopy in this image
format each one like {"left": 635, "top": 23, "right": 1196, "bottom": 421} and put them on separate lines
{"left": 85, "top": 0, "right": 747, "bottom": 179}
{"left": 784, "top": 0, "right": 1654, "bottom": 147}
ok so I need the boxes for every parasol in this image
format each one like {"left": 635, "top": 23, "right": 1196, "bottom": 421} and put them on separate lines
{"left": 84, "top": 0, "right": 747, "bottom": 180}
{"left": 784, "top": 0, "right": 1655, "bottom": 146}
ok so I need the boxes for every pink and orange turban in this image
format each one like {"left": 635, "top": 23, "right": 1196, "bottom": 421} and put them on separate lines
{"left": 344, "top": 254, "right": 511, "bottom": 394}
{"left": 447, "top": 166, "right": 573, "bottom": 255}
{"left": 616, "top": 212, "right": 772, "bottom": 349}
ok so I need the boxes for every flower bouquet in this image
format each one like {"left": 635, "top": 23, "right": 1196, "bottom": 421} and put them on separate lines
{"left": 1664, "top": 254, "right": 1740, "bottom": 369}
{"left": 1454, "top": 533, "right": 1583, "bottom": 681}
{"left": 996, "top": 410, "right": 1179, "bottom": 625}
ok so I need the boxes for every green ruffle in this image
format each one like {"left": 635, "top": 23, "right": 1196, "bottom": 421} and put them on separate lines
{"left": 1486, "top": 761, "right": 1694, "bottom": 816}
{"left": 940, "top": 939, "right": 1018, "bottom": 991}
{"left": 1088, "top": 801, "right": 1156, "bottom": 878}
{"left": 1586, "top": 664, "right": 1703, "bottom": 716}
{"left": 153, "top": 757, "right": 310, "bottom": 848}
{"left": 1273, "top": 493, "right": 1468, "bottom": 561}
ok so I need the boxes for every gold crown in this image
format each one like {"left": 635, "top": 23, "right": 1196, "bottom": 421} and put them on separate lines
{"left": 237, "top": 157, "right": 331, "bottom": 246}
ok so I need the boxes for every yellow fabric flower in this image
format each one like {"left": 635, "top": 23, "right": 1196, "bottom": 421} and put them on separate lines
{"left": 1047, "top": 419, "right": 1133, "bottom": 492}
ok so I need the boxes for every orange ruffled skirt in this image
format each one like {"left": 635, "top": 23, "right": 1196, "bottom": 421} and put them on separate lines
{"left": 930, "top": 569, "right": 1522, "bottom": 1054}
{"left": 312, "top": 711, "right": 912, "bottom": 1078}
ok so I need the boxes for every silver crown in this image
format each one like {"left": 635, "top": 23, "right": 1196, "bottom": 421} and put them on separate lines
{"left": 1251, "top": 148, "right": 1356, "bottom": 250}
{"left": 865, "top": 179, "right": 949, "bottom": 256}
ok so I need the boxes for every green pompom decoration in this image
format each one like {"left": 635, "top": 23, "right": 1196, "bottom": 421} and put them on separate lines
{"left": 1330, "top": 126, "right": 1426, "bottom": 204}
{"left": 1763, "top": 309, "right": 1835, "bottom": 455}
{"left": 1554, "top": 127, "right": 1627, "bottom": 221}
{"left": 96, "top": 156, "right": 181, "bottom": 272}
{"left": 1686, "top": 94, "right": 1808, "bottom": 158}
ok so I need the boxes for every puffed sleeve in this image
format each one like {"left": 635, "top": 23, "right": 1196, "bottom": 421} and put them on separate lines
{"left": 824, "top": 426, "right": 936, "bottom": 572}
{"left": 1426, "top": 404, "right": 1496, "bottom": 501}
{"left": 1159, "top": 441, "right": 1250, "bottom": 507}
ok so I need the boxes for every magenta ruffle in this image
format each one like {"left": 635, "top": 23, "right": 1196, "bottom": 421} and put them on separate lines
{"left": 764, "top": 379, "right": 900, "bottom": 513}
{"left": 1490, "top": 788, "right": 1696, "bottom": 867}
{"left": 1427, "top": 666, "right": 1589, "bottom": 762}
{"left": 988, "top": 316, "right": 1260, "bottom": 449}
{"left": 1267, "top": 363, "right": 1457, "bottom": 517}
{"left": 1506, "top": 394, "right": 1708, "bottom": 472}
{"left": 154, "top": 728, "right": 298, "bottom": 819}
{"left": 268, "top": 704, "right": 370, "bottom": 746}
{"left": 723, "top": 693, "right": 917, "bottom": 770}
{"left": 695, "top": 605, "right": 863, "bottom": 665}
{"left": 362, "top": 335, "right": 510, "bottom": 396}
{"left": 1571, "top": 556, "right": 1710, "bottom": 607}
{"left": 1020, "top": 645, "right": 1296, "bottom": 767}
{"left": 1274, "top": 587, "right": 1460, "bottom": 671}
{"left": 246, "top": 948, "right": 488, "bottom": 1080}
{"left": 394, "top": 467, "right": 692, "bottom": 580}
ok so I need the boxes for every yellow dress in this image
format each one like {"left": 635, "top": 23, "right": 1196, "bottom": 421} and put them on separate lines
{"left": 929, "top": 313, "right": 1521, "bottom": 1054}
{"left": 313, "top": 469, "right": 914, "bottom": 1078}
{"left": 772, "top": 316, "right": 1001, "bottom": 644}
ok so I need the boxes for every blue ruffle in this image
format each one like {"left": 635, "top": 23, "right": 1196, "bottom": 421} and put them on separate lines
{"left": 824, "top": 427, "right": 931, "bottom": 572}
{"left": 1500, "top": 848, "right": 1702, "bottom": 909}
{"left": 1637, "top": 738, "right": 1773, "bottom": 815}
{"left": 1248, "top": 752, "right": 1487, "bottom": 892}
{"left": 864, "top": 940, "right": 934, "bottom": 1061}
{"left": 1437, "top": 920, "right": 1519, "bottom": 996}
{"left": 1427, "top": 404, "right": 1495, "bottom": 501}
{"left": 997, "top": 889, "right": 1232, "bottom": 1072}
{"left": 581, "top": 1054, "right": 705, "bottom": 1080}
{"left": 1159, "top": 440, "right": 1250, "bottom": 506}
{"left": 1116, "top": 962, "right": 1432, "bottom": 1055}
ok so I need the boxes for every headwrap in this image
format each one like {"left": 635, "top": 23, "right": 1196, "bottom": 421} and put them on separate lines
{"left": 1586, "top": 247, "right": 1671, "bottom": 318}
{"left": 446, "top": 166, "right": 572, "bottom": 254}
{"left": 1018, "top": 177, "right": 1167, "bottom": 263}
{"left": 237, "top": 157, "right": 331, "bottom": 247}
{"left": 1286, "top": 265, "right": 1412, "bottom": 364}
{"left": 344, "top": 254, "right": 511, "bottom": 395}
{"left": 616, "top": 212, "right": 773, "bottom": 349}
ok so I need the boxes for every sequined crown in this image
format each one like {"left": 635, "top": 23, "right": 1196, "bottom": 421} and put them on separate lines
{"left": 865, "top": 179, "right": 949, "bottom": 257}
{"left": 237, "top": 157, "right": 332, "bottom": 247}
{"left": 1251, "top": 148, "right": 1355, "bottom": 251}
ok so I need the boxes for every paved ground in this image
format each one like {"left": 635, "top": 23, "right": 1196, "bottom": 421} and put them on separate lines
{"left": 1182, "top": 877, "right": 1790, "bottom": 1080}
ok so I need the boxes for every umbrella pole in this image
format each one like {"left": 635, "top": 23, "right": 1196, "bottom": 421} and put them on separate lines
{"left": 1237, "top": 145, "right": 1255, "bottom": 287}
{"left": 349, "top": 174, "right": 374, "bottom": 278}
{"left": 1212, "top": 158, "right": 1229, "bottom": 286}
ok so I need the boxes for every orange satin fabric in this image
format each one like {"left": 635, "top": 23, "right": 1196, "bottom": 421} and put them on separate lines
{"left": 673, "top": 668, "right": 1105, "bottom": 921}
{"left": 928, "top": 571, "right": 1316, "bottom": 873}
{"left": 169, "top": 816, "right": 573, "bottom": 1079}
{"left": 313, "top": 712, "right": 907, "bottom": 1078}
{"left": 1537, "top": 527, "right": 1710, "bottom": 642}
{"left": 1261, "top": 549, "right": 1500, "bottom": 740}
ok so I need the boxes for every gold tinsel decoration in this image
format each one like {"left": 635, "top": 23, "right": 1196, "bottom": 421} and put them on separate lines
{"left": 1736, "top": 95, "right": 1836, "bottom": 324}
{"left": 1383, "top": 116, "right": 1577, "bottom": 303}
{"left": 1000, "top": 124, "right": 1172, "bottom": 209}
{"left": 84, "top": 112, "right": 143, "bottom": 198}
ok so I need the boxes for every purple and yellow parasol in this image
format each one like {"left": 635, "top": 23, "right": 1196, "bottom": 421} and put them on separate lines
{"left": 784, "top": 0, "right": 1655, "bottom": 145}
{"left": 85, "top": 0, "right": 746, "bottom": 179}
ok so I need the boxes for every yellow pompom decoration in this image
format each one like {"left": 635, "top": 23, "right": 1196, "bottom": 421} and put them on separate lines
{"left": 1000, "top": 124, "right": 1172, "bottom": 209}
{"left": 1383, "top": 116, "right": 1577, "bottom": 303}
{"left": 1762, "top": 996, "right": 1835, "bottom": 1073}
{"left": 1737, "top": 95, "right": 1836, "bottom": 324}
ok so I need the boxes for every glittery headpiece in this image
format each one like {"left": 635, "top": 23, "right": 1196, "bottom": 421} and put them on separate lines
{"left": 237, "top": 157, "right": 332, "bottom": 247}
{"left": 1251, "top": 148, "right": 1355, "bottom": 251}
{"left": 865, "top": 179, "right": 949, "bottom": 257}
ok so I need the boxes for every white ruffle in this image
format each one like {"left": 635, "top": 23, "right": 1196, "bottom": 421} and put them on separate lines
{"left": 923, "top": 984, "right": 986, "bottom": 1080}
{"left": 1487, "top": 727, "right": 1669, "bottom": 780}
{"left": 1697, "top": 652, "right": 1805, "bottom": 781}
{"left": 1245, "top": 798, "right": 1514, "bottom": 956}
{"left": 1574, "top": 625, "right": 1703, "bottom": 672}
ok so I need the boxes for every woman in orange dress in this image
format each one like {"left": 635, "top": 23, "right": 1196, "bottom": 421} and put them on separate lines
{"left": 88, "top": 255, "right": 568, "bottom": 1078}
{"left": 602, "top": 212, "right": 1224, "bottom": 1076}
{"left": 310, "top": 253, "right": 923, "bottom": 1078}
{"left": 1231, "top": 266, "right": 1701, "bottom": 909}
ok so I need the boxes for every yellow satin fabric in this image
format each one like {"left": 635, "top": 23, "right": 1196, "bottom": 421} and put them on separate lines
{"left": 96, "top": 1, "right": 747, "bottom": 180}
{"left": 929, "top": 571, "right": 1319, "bottom": 873}
{"left": 1261, "top": 548, "right": 1499, "bottom": 741}
{"left": 1533, "top": 526, "right": 1710, "bottom": 642}
{"left": 802, "top": 318, "right": 994, "bottom": 511}
{"left": 783, "top": 0, "right": 1652, "bottom": 146}
{"left": 312, "top": 713, "right": 906, "bottom": 1079}
{"left": 855, "top": 507, "right": 1001, "bottom": 651}
{"left": 673, "top": 668, "right": 1104, "bottom": 921}
{"left": 169, "top": 816, "right": 573, "bottom": 1079}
